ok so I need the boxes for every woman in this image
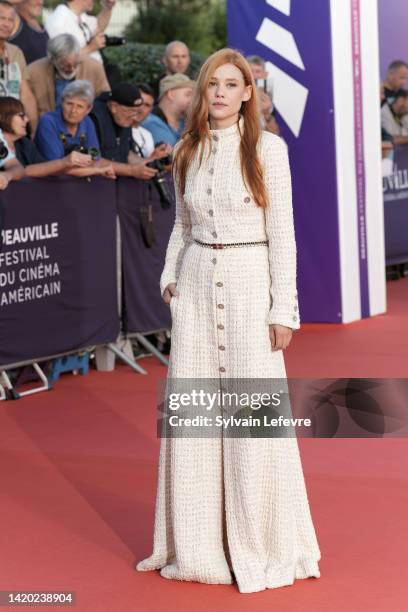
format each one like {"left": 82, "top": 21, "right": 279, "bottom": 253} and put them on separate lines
{"left": 0, "top": 96, "right": 114, "bottom": 179}
{"left": 136, "top": 49, "right": 321, "bottom": 593}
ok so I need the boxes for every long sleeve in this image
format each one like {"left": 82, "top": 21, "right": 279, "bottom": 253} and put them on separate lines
{"left": 159, "top": 170, "right": 193, "bottom": 296}
{"left": 263, "top": 135, "right": 300, "bottom": 330}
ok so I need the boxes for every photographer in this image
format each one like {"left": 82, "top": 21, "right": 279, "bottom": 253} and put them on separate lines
{"left": 45, "top": 0, "right": 116, "bottom": 65}
{"left": 131, "top": 82, "right": 172, "bottom": 162}
{"left": 381, "top": 88, "right": 408, "bottom": 145}
{"left": 247, "top": 54, "right": 280, "bottom": 135}
{"left": 28, "top": 34, "right": 110, "bottom": 116}
{"left": 34, "top": 80, "right": 115, "bottom": 178}
{"left": 90, "top": 82, "right": 158, "bottom": 180}
{"left": 142, "top": 73, "right": 194, "bottom": 146}
{"left": 0, "top": 95, "right": 109, "bottom": 178}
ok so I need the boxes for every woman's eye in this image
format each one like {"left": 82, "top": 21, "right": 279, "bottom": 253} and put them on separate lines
{"left": 227, "top": 83, "right": 237, "bottom": 88}
{"left": 208, "top": 82, "right": 216, "bottom": 87}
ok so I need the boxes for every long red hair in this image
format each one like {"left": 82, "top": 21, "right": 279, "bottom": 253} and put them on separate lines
{"left": 173, "top": 48, "right": 269, "bottom": 208}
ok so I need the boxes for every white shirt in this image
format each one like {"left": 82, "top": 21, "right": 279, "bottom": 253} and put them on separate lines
{"left": 0, "top": 129, "right": 15, "bottom": 168}
{"left": 132, "top": 125, "right": 155, "bottom": 158}
{"left": 381, "top": 103, "right": 408, "bottom": 137}
{"left": 45, "top": 4, "right": 102, "bottom": 63}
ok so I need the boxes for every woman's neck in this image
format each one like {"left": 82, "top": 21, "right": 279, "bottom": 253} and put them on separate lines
{"left": 209, "top": 113, "right": 239, "bottom": 130}
{"left": 4, "top": 132, "right": 17, "bottom": 148}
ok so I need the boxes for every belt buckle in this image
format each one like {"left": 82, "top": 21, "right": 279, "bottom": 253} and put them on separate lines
{"left": 213, "top": 243, "right": 224, "bottom": 250}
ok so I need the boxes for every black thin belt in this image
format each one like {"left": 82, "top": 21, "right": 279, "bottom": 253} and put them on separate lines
{"left": 194, "top": 239, "right": 269, "bottom": 250}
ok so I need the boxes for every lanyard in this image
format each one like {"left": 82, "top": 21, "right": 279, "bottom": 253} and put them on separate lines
{"left": 0, "top": 46, "right": 10, "bottom": 82}
{"left": 77, "top": 17, "right": 92, "bottom": 43}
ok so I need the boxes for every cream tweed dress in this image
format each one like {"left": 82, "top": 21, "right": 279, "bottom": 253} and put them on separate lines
{"left": 136, "top": 117, "right": 322, "bottom": 593}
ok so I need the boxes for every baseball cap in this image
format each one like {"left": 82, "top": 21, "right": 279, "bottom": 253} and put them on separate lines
{"left": 109, "top": 83, "right": 142, "bottom": 107}
{"left": 158, "top": 73, "right": 195, "bottom": 100}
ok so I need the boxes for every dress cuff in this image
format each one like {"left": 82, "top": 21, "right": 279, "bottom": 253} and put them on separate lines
{"left": 267, "top": 296, "right": 300, "bottom": 330}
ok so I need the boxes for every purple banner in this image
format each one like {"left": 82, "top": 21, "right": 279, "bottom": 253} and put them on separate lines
{"left": 227, "top": 0, "right": 341, "bottom": 322}
{"left": 117, "top": 177, "right": 173, "bottom": 333}
{"left": 378, "top": 0, "right": 408, "bottom": 79}
{"left": 0, "top": 177, "right": 120, "bottom": 367}
{"left": 383, "top": 146, "right": 408, "bottom": 264}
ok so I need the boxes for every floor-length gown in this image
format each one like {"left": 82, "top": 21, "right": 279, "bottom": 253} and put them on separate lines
{"left": 136, "top": 117, "right": 322, "bottom": 593}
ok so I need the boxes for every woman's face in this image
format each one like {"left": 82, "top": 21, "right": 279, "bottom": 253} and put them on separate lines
{"left": 10, "top": 110, "right": 28, "bottom": 138}
{"left": 206, "top": 62, "right": 252, "bottom": 123}
{"left": 62, "top": 96, "right": 91, "bottom": 126}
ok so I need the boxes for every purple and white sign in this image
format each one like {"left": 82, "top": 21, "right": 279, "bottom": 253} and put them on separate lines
{"left": 228, "top": 0, "right": 386, "bottom": 323}
{"left": 228, "top": 0, "right": 341, "bottom": 323}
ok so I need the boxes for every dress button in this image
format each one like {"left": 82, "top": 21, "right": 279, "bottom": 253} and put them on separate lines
{"left": 213, "top": 134, "right": 219, "bottom": 141}
{"left": 218, "top": 345, "right": 225, "bottom": 351}
{"left": 216, "top": 282, "right": 223, "bottom": 287}
{"left": 207, "top": 188, "right": 212, "bottom": 195}
{"left": 219, "top": 367, "right": 226, "bottom": 372}
{"left": 212, "top": 231, "right": 217, "bottom": 238}
{"left": 217, "top": 304, "right": 224, "bottom": 309}
{"left": 212, "top": 258, "right": 217, "bottom": 264}
{"left": 213, "top": 147, "right": 218, "bottom": 154}
{"left": 293, "top": 315, "right": 297, "bottom": 322}
{"left": 244, "top": 196, "right": 251, "bottom": 203}
{"left": 217, "top": 324, "right": 224, "bottom": 330}
{"left": 209, "top": 168, "right": 214, "bottom": 175}
{"left": 209, "top": 209, "right": 214, "bottom": 216}
{"left": 294, "top": 305, "right": 298, "bottom": 311}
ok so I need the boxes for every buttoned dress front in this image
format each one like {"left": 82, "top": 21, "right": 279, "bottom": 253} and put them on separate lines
{"left": 136, "top": 119, "right": 322, "bottom": 593}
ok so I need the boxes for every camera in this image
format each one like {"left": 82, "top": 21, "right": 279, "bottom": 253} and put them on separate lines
{"left": 0, "top": 140, "right": 8, "bottom": 160}
{"left": 146, "top": 156, "right": 173, "bottom": 209}
{"left": 105, "top": 36, "right": 126, "bottom": 47}
{"left": 65, "top": 143, "right": 100, "bottom": 160}
{"left": 59, "top": 131, "right": 100, "bottom": 160}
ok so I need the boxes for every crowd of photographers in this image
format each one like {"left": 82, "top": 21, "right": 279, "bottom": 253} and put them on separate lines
{"left": 380, "top": 60, "right": 408, "bottom": 280}
{"left": 0, "top": 0, "right": 281, "bottom": 356}
{"left": 0, "top": 0, "right": 280, "bottom": 191}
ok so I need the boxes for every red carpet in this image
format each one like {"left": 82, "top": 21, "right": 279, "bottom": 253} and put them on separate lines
{"left": 0, "top": 278, "right": 407, "bottom": 611}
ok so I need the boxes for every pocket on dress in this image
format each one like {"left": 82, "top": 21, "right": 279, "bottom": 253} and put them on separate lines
{"left": 169, "top": 295, "right": 178, "bottom": 319}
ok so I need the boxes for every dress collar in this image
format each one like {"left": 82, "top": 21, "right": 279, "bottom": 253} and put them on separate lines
{"left": 208, "top": 115, "right": 244, "bottom": 139}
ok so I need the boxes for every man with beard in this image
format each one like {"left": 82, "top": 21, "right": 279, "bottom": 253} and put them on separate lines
{"left": 28, "top": 33, "right": 110, "bottom": 115}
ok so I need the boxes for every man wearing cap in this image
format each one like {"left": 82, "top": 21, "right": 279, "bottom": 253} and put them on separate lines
{"left": 90, "top": 82, "right": 158, "bottom": 180}
{"left": 141, "top": 73, "right": 194, "bottom": 147}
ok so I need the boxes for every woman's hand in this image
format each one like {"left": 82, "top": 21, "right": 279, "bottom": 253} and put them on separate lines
{"left": 162, "top": 283, "right": 179, "bottom": 305}
{"left": 269, "top": 324, "right": 293, "bottom": 351}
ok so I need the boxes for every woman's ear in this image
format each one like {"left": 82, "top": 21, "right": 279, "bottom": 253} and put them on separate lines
{"left": 242, "top": 84, "right": 252, "bottom": 102}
